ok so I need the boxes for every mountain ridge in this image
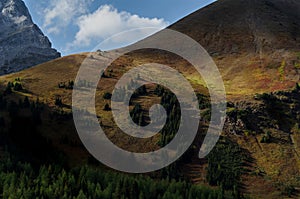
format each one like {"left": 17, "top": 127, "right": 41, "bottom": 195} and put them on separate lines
{"left": 170, "top": 0, "right": 300, "bottom": 55}
{"left": 0, "top": 0, "right": 60, "bottom": 75}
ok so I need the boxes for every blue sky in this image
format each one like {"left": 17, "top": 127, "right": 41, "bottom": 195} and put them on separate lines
{"left": 23, "top": 0, "right": 216, "bottom": 56}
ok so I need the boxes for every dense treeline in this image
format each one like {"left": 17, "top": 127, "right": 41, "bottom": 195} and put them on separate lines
{"left": 155, "top": 85, "right": 181, "bottom": 147}
{"left": 127, "top": 85, "right": 185, "bottom": 179}
{"left": 0, "top": 86, "right": 67, "bottom": 165}
{"left": 0, "top": 93, "right": 43, "bottom": 128}
{"left": 0, "top": 154, "right": 224, "bottom": 199}
{"left": 206, "top": 138, "right": 252, "bottom": 198}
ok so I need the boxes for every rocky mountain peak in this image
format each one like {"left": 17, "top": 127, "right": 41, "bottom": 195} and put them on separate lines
{"left": 0, "top": 0, "right": 60, "bottom": 75}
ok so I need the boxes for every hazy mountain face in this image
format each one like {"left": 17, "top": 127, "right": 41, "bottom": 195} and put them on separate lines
{"left": 0, "top": 0, "right": 60, "bottom": 75}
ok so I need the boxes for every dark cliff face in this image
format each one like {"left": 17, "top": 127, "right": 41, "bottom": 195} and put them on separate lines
{"left": 0, "top": 0, "right": 61, "bottom": 75}
{"left": 170, "top": 0, "right": 300, "bottom": 56}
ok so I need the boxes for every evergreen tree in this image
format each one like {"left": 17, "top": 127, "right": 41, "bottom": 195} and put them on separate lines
{"left": 23, "top": 96, "right": 30, "bottom": 108}
{"left": 103, "top": 103, "right": 111, "bottom": 111}
{"left": 4, "top": 82, "right": 13, "bottom": 94}
{"left": 77, "top": 190, "right": 87, "bottom": 199}
{"left": 13, "top": 82, "right": 23, "bottom": 91}
{"left": 55, "top": 97, "right": 63, "bottom": 107}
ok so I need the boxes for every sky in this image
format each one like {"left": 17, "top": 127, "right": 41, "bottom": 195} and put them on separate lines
{"left": 23, "top": 0, "right": 216, "bottom": 56}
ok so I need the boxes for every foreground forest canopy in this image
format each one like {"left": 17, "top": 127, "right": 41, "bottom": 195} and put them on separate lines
{"left": 0, "top": 153, "right": 226, "bottom": 199}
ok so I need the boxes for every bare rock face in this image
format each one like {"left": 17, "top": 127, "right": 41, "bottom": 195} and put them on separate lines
{"left": 0, "top": 0, "right": 60, "bottom": 75}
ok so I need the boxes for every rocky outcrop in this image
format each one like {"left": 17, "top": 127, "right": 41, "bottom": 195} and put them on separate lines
{"left": 224, "top": 85, "right": 300, "bottom": 137}
{"left": 0, "top": 0, "right": 60, "bottom": 75}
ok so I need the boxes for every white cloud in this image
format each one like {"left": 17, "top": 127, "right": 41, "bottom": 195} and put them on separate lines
{"left": 71, "top": 5, "right": 169, "bottom": 49}
{"left": 43, "top": 0, "right": 93, "bottom": 34}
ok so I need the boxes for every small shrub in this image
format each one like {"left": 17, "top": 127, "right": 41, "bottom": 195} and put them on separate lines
{"left": 58, "top": 82, "right": 65, "bottom": 88}
{"left": 13, "top": 82, "right": 23, "bottom": 91}
{"left": 260, "top": 131, "right": 271, "bottom": 143}
{"left": 244, "top": 130, "right": 250, "bottom": 136}
{"left": 23, "top": 96, "right": 30, "bottom": 108}
{"left": 4, "top": 82, "right": 13, "bottom": 94}
{"left": 103, "top": 92, "right": 112, "bottom": 100}
{"left": 103, "top": 103, "right": 111, "bottom": 111}
{"left": 55, "top": 97, "right": 63, "bottom": 107}
{"left": 58, "top": 81, "right": 74, "bottom": 89}
{"left": 295, "top": 83, "right": 300, "bottom": 91}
